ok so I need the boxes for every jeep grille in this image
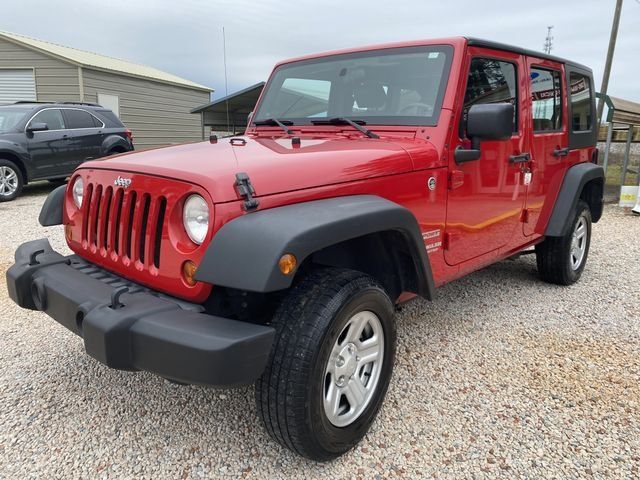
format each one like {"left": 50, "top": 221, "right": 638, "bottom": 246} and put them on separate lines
{"left": 65, "top": 170, "right": 213, "bottom": 303}
{"left": 82, "top": 183, "right": 167, "bottom": 269}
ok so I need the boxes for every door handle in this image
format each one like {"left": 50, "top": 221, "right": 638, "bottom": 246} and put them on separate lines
{"left": 553, "top": 147, "right": 570, "bottom": 157}
{"left": 509, "top": 153, "right": 531, "bottom": 163}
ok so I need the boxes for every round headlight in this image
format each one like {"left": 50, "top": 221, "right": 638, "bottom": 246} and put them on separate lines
{"left": 183, "top": 194, "right": 209, "bottom": 245}
{"left": 72, "top": 177, "right": 84, "bottom": 208}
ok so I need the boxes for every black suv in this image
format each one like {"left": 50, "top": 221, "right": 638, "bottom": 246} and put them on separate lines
{"left": 0, "top": 102, "right": 134, "bottom": 202}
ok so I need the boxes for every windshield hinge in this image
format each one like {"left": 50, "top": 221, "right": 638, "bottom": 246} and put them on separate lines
{"left": 234, "top": 172, "right": 259, "bottom": 211}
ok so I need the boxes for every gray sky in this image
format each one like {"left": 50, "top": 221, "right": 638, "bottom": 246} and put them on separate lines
{"left": 2, "top": 0, "right": 639, "bottom": 102}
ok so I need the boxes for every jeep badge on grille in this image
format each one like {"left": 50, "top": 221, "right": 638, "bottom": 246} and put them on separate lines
{"left": 114, "top": 176, "right": 132, "bottom": 188}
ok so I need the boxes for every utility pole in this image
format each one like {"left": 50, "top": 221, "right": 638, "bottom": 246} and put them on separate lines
{"left": 543, "top": 26, "right": 554, "bottom": 54}
{"left": 597, "top": 0, "right": 624, "bottom": 124}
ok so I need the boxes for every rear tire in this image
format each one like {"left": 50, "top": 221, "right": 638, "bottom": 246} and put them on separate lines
{"left": 0, "top": 159, "right": 24, "bottom": 202}
{"left": 536, "top": 200, "right": 592, "bottom": 285}
{"left": 255, "top": 268, "right": 396, "bottom": 461}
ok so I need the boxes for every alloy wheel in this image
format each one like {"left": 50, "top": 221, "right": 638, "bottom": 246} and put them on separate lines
{"left": 570, "top": 215, "right": 588, "bottom": 270}
{"left": 0, "top": 166, "right": 19, "bottom": 197}
{"left": 323, "top": 310, "right": 385, "bottom": 427}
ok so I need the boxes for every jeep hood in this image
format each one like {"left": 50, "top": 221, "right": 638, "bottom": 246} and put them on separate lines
{"left": 81, "top": 136, "right": 428, "bottom": 202}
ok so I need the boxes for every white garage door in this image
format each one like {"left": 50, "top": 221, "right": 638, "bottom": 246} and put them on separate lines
{"left": 0, "top": 69, "right": 37, "bottom": 105}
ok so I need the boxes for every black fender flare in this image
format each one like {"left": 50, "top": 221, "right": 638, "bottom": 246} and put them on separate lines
{"left": 545, "top": 162, "right": 604, "bottom": 237}
{"left": 196, "top": 195, "right": 436, "bottom": 299}
{"left": 101, "top": 135, "right": 130, "bottom": 156}
{"left": 38, "top": 184, "right": 66, "bottom": 226}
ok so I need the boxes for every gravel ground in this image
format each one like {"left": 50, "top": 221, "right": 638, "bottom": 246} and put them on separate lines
{"left": 0, "top": 183, "right": 639, "bottom": 479}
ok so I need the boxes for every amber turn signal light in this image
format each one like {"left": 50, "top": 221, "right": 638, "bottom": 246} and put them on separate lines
{"left": 278, "top": 254, "right": 297, "bottom": 275}
{"left": 182, "top": 260, "right": 198, "bottom": 286}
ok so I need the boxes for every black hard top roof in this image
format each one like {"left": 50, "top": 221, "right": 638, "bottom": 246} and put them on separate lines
{"left": 465, "top": 37, "right": 592, "bottom": 72}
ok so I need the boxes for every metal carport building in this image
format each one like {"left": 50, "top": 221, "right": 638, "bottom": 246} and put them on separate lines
{"left": 191, "top": 82, "right": 264, "bottom": 136}
{"left": 0, "top": 30, "right": 212, "bottom": 149}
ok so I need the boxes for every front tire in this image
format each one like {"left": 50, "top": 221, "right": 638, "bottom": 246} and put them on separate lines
{"left": 536, "top": 200, "right": 592, "bottom": 285}
{"left": 0, "top": 159, "right": 24, "bottom": 202}
{"left": 255, "top": 268, "right": 396, "bottom": 461}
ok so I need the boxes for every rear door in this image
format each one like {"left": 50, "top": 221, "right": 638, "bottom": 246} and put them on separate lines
{"left": 62, "top": 108, "right": 104, "bottom": 167}
{"left": 25, "top": 108, "right": 73, "bottom": 178}
{"left": 523, "top": 58, "right": 568, "bottom": 236}
{"left": 444, "top": 49, "right": 528, "bottom": 265}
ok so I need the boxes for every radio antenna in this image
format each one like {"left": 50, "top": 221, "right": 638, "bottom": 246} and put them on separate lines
{"left": 223, "top": 26, "right": 230, "bottom": 134}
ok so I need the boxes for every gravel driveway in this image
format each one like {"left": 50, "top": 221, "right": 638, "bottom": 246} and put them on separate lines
{"left": 1, "top": 183, "right": 639, "bottom": 479}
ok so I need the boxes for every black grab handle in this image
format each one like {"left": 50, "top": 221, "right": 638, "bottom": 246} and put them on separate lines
{"left": 553, "top": 147, "right": 570, "bottom": 157}
{"left": 509, "top": 153, "right": 531, "bottom": 163}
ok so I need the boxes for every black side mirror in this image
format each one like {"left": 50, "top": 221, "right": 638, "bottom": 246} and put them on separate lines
{"left": 455, "top": 103, "right": 514, "bottom": 164}
{"left": 27, "top": 122, "right": 49, "bottom": 133}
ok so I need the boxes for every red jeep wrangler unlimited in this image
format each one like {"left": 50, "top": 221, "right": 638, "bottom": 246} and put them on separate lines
{"left": 7, "top": 37, "right": 603, "bottom": 461}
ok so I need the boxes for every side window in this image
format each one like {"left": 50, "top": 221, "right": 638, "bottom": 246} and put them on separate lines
{"left": 30, "top": 109, "right": 65, "bottom": 130}
{"left": 462, "top": 57, "right": 518, "bottom": 136}
{"left": 96, "top": 109, "right": 123, "bottom": 127}
{"left": 530, "top": 68, "right": 563, "bottom": 132}
{"left": 569, "top": 73, "right": 592, "bottom": 131}
{"left": 90, "top": 114, "right": 104, "bottom": 127}
{"left": 64, "top": 109, "right": 98, "bottom": 129}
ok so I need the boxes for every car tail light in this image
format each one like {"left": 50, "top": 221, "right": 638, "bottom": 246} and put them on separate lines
{"left": 592, "top": 148, "right": 599, "bottom": 164}
{"left": 125, "top": 128, "right": 134, "bottom": 144}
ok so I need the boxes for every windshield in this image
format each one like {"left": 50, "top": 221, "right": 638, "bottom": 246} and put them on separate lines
{"left": 0, "top": 107, "right": 31, "bottom": 133}
{"left": 254, "top": 45, "right": 453, "bottom": 127}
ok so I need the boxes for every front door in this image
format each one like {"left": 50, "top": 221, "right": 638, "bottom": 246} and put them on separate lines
{"left": 25, "top": 108, "right": 73, "bottom": 179}
{"left": 62, "top": 108, "right": 103, "bottom": 168}
{"left": 444, "top": 49, "right": 528, "bottom": 266}
{"left": 524, "top": 58, "right": 568, "bottom": 236}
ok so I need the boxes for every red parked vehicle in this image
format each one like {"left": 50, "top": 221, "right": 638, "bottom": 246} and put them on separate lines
{"left": 7, "top": 37, "right": 603, "bottom": 460}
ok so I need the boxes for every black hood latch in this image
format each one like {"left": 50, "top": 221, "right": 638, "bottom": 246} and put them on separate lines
{"left": 234, "top": 172, "right": 259, "bottom": 211}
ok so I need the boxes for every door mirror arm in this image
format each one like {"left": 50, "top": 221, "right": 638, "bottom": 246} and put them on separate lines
{"left": 454, "top": 144, "right": 481, "bottom": 164}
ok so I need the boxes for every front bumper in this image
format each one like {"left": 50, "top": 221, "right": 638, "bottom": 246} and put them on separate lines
{"left": 6, "top": 239, "right": 275, "bottom": 385}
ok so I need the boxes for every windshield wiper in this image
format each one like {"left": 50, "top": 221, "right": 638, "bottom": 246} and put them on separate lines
{"left": 310, "top": 117, "right": 379, "bottom": 139}
{"left": 253, "top": 118, "right": 294, "bottom": 135}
